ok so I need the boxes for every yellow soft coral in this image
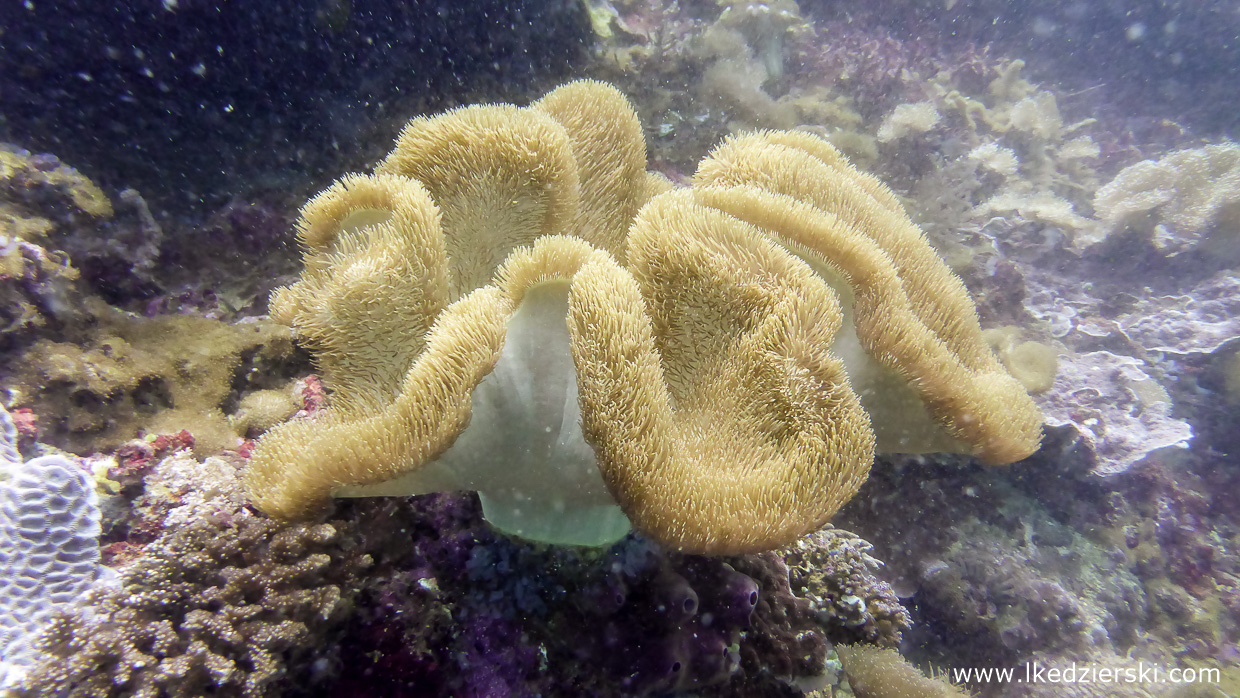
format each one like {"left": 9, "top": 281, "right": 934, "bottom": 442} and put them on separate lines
{"left": 250, "top": 235, "right": 636, "bottom": 543}
{"left": 269, "top": 173, "right": 449, "bottom": 411}
{"left": 582, "top": 190, "right": 873, "bottom": 552}
{"left": 837, "top": 644, "right": 971, "bottom": 698}
{"left": 245, "top": 80, "right": 1042, "bottom": 554}
{"left": 691, "top": 130, "right": 1043, "bottom": 463}
{"left": 249, "top": 81, "right": 656, "bottom": 544}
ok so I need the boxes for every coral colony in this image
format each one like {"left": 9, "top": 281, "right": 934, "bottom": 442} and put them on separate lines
{"left": 0, "top": 406, "right": 108, "bottom": 689}
{"left": 1, "top": 1, "right": 1239, "bottom": 696}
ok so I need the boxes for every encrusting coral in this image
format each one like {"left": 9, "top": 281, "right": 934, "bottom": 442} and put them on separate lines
{"left": 10, "top": 302, "right": 299, "bottom": 455}
{"left": 0, "top": 145, "right": 112, "bottom": 235}
{"left": 0, "top": 146, "right": 108, "bottom": 340}
{"left": 245, "top": 79, "right": 1042, "bottom": 555}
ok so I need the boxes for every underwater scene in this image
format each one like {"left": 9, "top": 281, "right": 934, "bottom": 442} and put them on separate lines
{"left": 1, "top": 0, "right": 1238, "bottom": 696}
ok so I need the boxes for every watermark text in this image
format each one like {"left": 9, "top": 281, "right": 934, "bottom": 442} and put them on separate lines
{"left": 947, "top": 662, "right": 1220, "bottom": 687}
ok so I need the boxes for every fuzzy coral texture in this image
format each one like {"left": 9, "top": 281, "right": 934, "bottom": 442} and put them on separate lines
{"left": 836, "top": 644, "right": 969, "bottom": 698}
{"left": 245, "top": 78, "right": 1041, "bottom": 555}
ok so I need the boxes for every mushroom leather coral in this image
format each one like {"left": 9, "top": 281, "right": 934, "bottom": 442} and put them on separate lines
{"left": 692, "top": 130, "right": 1043, "bottom": 464}
{"left": 268, "top": 172, "right": 449, "bottom": 410}
{"left": 583, "top": 190, "right": 874, "bottom": 552}
{"left": 245, "top": 80, "right": 1042, "bottom": 555}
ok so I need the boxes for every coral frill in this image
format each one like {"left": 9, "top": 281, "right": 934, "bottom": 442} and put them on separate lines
{"left": 244, "top": 80, "right": 1042, "bottom": 554}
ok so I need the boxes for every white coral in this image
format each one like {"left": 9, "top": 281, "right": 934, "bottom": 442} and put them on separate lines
{"left": 0, "top": 406, "right": 106, "bottom": 688}
{"left": 1092, "top": 143, "right": 1240, "bottom": 253}
{"left": 877, "top": 102, "right": 941, "bottom": 142}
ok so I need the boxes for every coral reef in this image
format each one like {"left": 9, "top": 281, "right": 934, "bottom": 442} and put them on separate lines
{"left": 0, "top": 145, "right": 112, "bottom": 226}
{"left": 324, "top": 494, "right": 905, "bottom": 697}
{"left": 782, "top": 527, "right": 911, "bottom": 647}
{"left": 916, "top": 520, "right": 1122, "bottom": 658}
{"left": 11, "top": 434, "right": 907, "bottom": 698}
{"left": 0, "top": 233, "right": 84, "bottom": 345}
{"left": 835, "top": 438, "right": 1239, "bottom": 698}
{"left": 1038, "top": 351, "right": 1192, "bottom": 476}
{"left": 0, "top": 155, "right": 309, "bottom": 452}
{"left": 0, "top": 146, "right": 103, "bottom": 345}
{"left": 14, "top": 445, "right": 370, "bottom": 698}
{"left": 342, "top": 497, "right": 760, "bottom": 696}
{"left": 855, "top": 52, "right": 1240, "bottom": 485}
{"left": 0, "top": 143, "right": 300, "bottom": 329}
{"left": 0, "top": 145, "right": 173, "bottom": 310}
{"left": 1017, "top": 263, "right": 1238, "bottom": 478}
{"left": 19, "top": 514, "right": 369, "bottom": 698}
{"left": 1112, "top": 272, "right": 1240, "bottom": 355}
{"left": 245, "top": 79, "right": 1039, "bottom": 554}
{"left": 896, "top": 59, "right": 1105, "bottom": 241}
{"left": 876, "top": 102, "right": 941, "bottom": 143}
{"left": 587, "top": 0, "right": 872, "bottom": 173}
{"left": 4, "top": 3, "right": 1240, "bottom": 697}
{"left": 813, "top": 0, "right": 1240, "bottom": 133}
{"left": 1026, "top": 269, "right": 1240, "bottom": 358}
{"left": 693, "top": 0, "right": 813, "bottom": 129}
{"left": 148, "top": 198, "right": 299, "bottom": 317}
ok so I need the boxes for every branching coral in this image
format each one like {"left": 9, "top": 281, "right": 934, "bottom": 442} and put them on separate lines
{"left": 781, "top": 526, "right": 911, "bottom": 647}
{"left": 245, "top": 80, "right": 1041, "bottom": 555}
{"left": 18, "top": 513, "right": 369, "bottom": 698}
